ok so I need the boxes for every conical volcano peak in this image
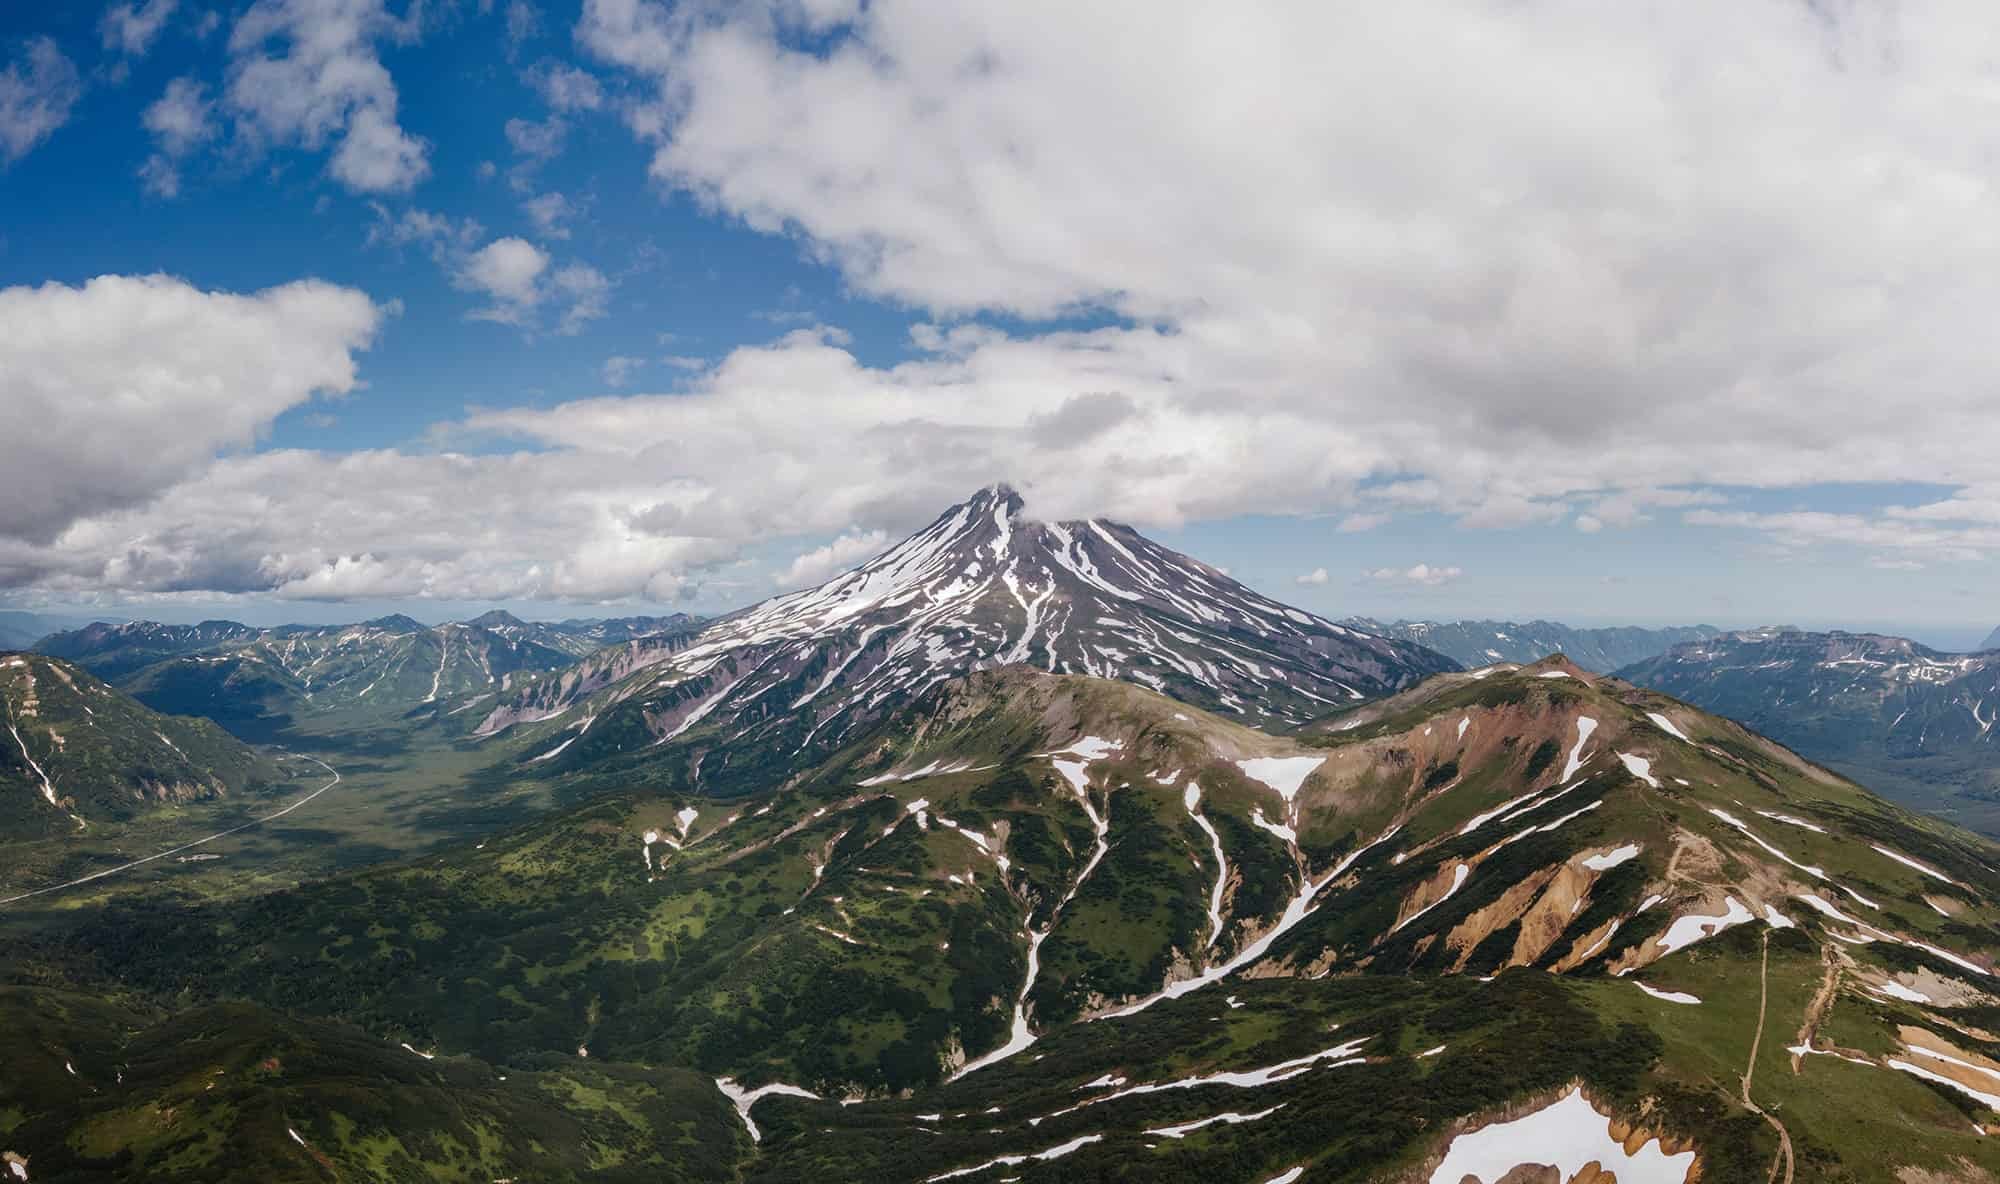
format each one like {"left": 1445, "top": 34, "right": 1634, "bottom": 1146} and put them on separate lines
{"left": 476, "top": 490, "right": 1456, "bottom": 783}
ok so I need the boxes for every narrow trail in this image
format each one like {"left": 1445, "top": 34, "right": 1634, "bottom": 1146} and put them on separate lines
{"left": 0, "top": 754, "right": 341, "bottom": 907}
{"left": 1791, "top": 941, "right": 1844, "bottom": 1071}
{"left": 1740, "top": 931, "right": 1795, "bottom": 1184}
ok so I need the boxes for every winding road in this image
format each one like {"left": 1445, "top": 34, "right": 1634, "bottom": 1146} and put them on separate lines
{"left": 0, "top": 754, "right": 340, "bottom": 907}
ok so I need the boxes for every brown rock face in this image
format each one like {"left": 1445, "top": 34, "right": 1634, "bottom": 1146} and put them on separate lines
{"left": 1509, "top": 859, "right": 1601, "bottom": 966}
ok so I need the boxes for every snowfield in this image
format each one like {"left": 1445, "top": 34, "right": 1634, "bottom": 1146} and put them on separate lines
{"left": 1426, "top": 1086, "right": 1694, "bottom": 1184}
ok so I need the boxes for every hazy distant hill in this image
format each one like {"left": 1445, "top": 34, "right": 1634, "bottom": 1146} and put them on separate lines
{"left": 35, "top": 612, "right": 701, "bottom": 741}
{"left": 1342, "top": 617, "right": 1723, "bottom": 672}
{"left": 1620, "top": 627, "right": 2000, "bottom": 834}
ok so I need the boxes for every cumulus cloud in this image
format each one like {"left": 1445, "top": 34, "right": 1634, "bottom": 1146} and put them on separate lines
{"left": 457, "top": 236, "right": 549, "bottom": 322}
{"left": 1366, "top": 564, "right": 1463, "bottom": 588}
{"left": 0, "top": 37, "right": 81, "bottom": 165}
{"left": 1294, "top": 568, "right": 1329, "bottom": 587}
{"left": 22, "top": 2, "right": 2000, "bottom": 604}
{"left": 226, "top": 0, "right": 430, "bottom": 193}
{"left": 558, "top": 0, "right": 2000, "bottom": 565}
{"left": 775, "top": 529, "right": 888, "bottom": 588}
{"left": 0, "top": 274, "right": 382, "bottom": 546}
{"left": 101, "top": 0, "right": 179, "bottom": 57}
{"left": 449, "top": 237, "right": 609, "bottom": 333}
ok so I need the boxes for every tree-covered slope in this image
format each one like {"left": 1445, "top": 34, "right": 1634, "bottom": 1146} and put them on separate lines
{"left": 22, "top": 661, "right": 2000, "bottom": 1180}
{"left": 0, "top": 653, "right": 280, "bottom": 840}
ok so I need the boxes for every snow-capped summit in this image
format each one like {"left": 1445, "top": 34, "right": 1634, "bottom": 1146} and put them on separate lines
{"left": 476, "top": 486, "right": 1456, "bottom": 781}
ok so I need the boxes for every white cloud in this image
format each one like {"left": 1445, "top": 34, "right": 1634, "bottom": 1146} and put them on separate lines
{"left": 1686, "top": 509, "right": 1993, "bottom": 563}
{"left": 523, "top": 191, "right": 573, "bottom": 238}
{"left": 504, "top": 0, "right": 540, "bottom": 54}
{"left": 0, "top": 37, "right": 81, "bottom": 165}
{"left": 21, "top": 2, "right": 2000, "bottom": 603}
{"left": 101, "top": 0, "right": 179, "bottom": 57}
{"left": 550, "top": 263, "right": 609, "bottom": 334}
{"left": 1366, "top": 564, "right": 1463, "bottom": 588}
{"left": 505, "top": 114, "right": 565, "bottom": 161}
{"left": 329, "top": 104, "right": 429, "bottom": 192}
{"left": 602, "top": 354, "right": 645, "bottom": 386}
{"left": 0, "top": 274, "right": 381, "bottom": 547}
{"left": 449, "top": 237, "right": 608, "bottom": 333}
{"left": 1294, "top": 567, "right": 1328, "bottom": 586}
{"left": 562, "top": 0, "right": 2000, "bottom": 557}
{"left": 528, "top": 60, "right": 603, "bottom": 111}
{"left": 143, "top": 76, "right": 216, "bottom": 153}
{"left": 775, "top": 529, "right": 888, "bottom": 588}
{"left": 138, "top": 76, "right": 217, "bottom": 196}
{"left": 226, "top": 0, "right": 430, "bottom": 193}
{"left": 457, "top": 236, "right": 549, "bottom": 323}
{"left": 1335, "top": 512, "right": 1388, "bottom": 534}
{"left": 365, "top": 203, "right": 482, "bottom": 258}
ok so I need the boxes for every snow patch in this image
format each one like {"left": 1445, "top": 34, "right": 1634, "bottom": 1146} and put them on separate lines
{"left": 1561, "top": 717, "right": 1597, "bottom": 782}
{"left": 1582, "top": 843, "right": 1641, "bottom": 871}
{"left": 1617, "top": 753, "right": 1660, "bottom": 788}
{"left": 1874, "top": 980, "right": 1933, "bottom": 1004}
{"left": 1655, "top": 896, "right": 1754, "bottom": 957}
{"left": 1234, "top": 755, "right": 1326, "bottom": 803}
{"left": 1872, "top": 844, "right": 1962, "bottom": 886}
{"left": 1144, "top": 1104, "right": 1284, "bottom": 1138}
{"left": 1646, "top": 712, "right": 1691, "bottom": 742}
{"left": 925, "top": 1134, "right": 1103, "bottom": 1181}
{"left": 716, "top": 1077, "right": 820, "bottom": 1143}
{"left": 1634, "top": 982, "right": 1702, "bottom": 1005}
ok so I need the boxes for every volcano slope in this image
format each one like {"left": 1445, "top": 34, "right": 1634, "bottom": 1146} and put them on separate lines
{"left": 468, "top": 485, "right": 1454, "bottom": 795}
{"left": 18, "top": 659, "right": 2000, "bottom": 1182}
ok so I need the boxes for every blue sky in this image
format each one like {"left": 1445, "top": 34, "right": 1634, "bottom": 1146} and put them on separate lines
{"left": 3, "top": 2, "right": 1998, "bottom": 649}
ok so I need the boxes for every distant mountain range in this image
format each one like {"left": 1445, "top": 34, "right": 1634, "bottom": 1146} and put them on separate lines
{"left": 1618, "top": 628, "right": 2000, "bottom": 834}
{"left": 1342, "top": 617, "right": 1724, "bottom": 673}
{"left": 471, "top": 485, "right": 1457, "bottom": 791}
{"left": 35, "top": 611, "right": 701, "bottom": 742}
{"left": 0, "top": 611, "right": 122, "bottom": 651}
